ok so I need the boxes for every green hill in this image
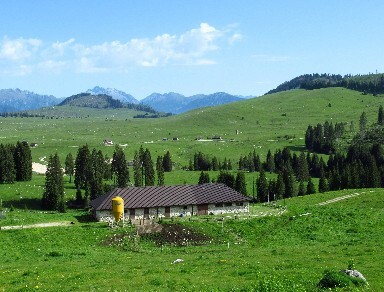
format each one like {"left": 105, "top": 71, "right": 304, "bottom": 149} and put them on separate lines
{"left": 0, "top": 86, "right": 384, "bottom": 290}
{"left": 0, "top": 87, "right": 382, "bottom": 165}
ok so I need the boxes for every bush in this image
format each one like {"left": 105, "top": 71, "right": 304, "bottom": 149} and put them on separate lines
{"left": 318, "top": 269, "right": 366, "bottom": 289}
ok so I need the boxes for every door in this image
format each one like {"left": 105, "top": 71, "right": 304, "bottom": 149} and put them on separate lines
{"left": 197, "top": 204, "right": 208, "bottom": 215}
{"left": 144, "top": 208, "right": 150, "bottom": 219}
{"left": 165, "top": 206, "right": 170, "bottom": 218}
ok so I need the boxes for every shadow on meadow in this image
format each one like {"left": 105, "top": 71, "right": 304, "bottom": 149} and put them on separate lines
{"left": 4, "top": 198, "right": 42, "bottom": 210}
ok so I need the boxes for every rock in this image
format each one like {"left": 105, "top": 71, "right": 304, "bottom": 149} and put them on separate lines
{"left": 340, "top": 269, "right": 367, "bottom": 283}
{"left": 172, "top": 259, "right": 184, "bottom": 264}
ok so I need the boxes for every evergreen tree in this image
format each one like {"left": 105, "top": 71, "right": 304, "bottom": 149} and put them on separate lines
{"left": 0, "top": 144, "right": 16, "bottom": 184}
{"left": 235, "top": 171, "right": 247, "bottom": 195}
{"left": 14, "top": 141, "right": 32, "bottom": 181}
{"left": 162, "top": 151, "right": 172, "bottom": 172}
{"left": 64, "top": 153, "right": 74, "bottom": 183}
{"left": 217, "top": 171, "right": 235, "bottom": 189}
{"left": 282, "top": 165, "right": 296, "bottom": 198}
{"left": 256, "top": 169, "right": 268, "bottom": 202}
{"left": 378, "top": 105, "right": 384, "bottom": 125}
{"left": 198, "top": 171, "right": 210, "bottom": 184}
{"left": 306, "top": 178, "right": 316, "bottom": 195}
{"left": 143, "top": 148, "right": 155, "bottom": 186}
{"left": 359, "top": 111, "right": 367, "bottom": 137}
{"left": 112, "top": 145, "right": 129, "bottom": 188}
{"left": 211, "top": 156, "right": 219, "bottom": 171}
{"left": 90, "top": 149, "right": 105, "bottom": 200}
{"left": 297, "top": 151, "right": 309, "bottom": 182}
{"left": 265, "top": 150, "right": 275, "bottom": 173}
{"left": 42, "top": 153, "right": 65, "bottom": 212}
{"left": 318, "top": 174, "right": 329, "bottom": 193}
{"left": 74, "top": 145, "right": 91, "bottom": 189}
{"left": 156, "top": 155, "right": 165, "bottom": 186}
{"left": 275, "top": 172, "right": 285, "bottom": 200}
{"left": 133, "top": 150, "right": 143, "bottom": 187}
{"left": 297, "top": 180, "right": 306, "bottom": 196}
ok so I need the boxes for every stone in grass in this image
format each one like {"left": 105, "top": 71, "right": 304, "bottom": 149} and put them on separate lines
{"left": 172, "top": 259, "right": 184, "bottom": 264}
{"left": 318, "top": 269, "right": 368, "bottom": 289}
{"left": 340, "top": 269, "right": 368, "bottom": 284}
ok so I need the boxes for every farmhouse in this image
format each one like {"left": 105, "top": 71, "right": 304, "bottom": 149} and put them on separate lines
{"left": 90, "top": 183, "right": 249, "bottom": 222}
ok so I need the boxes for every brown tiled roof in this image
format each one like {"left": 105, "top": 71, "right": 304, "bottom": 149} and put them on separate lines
{"left": 90, "top": 183, "right": 249, "bottom": 211}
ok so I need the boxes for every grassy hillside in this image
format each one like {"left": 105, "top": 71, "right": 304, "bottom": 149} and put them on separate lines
{"left": 0, "top": 87, "right": 383, "bottom": 290}
{"left": 0, "top": 87, "right": 382, "bottom": 164}
{"left": 0, "top": 189, "right": 382, "bottom": 290}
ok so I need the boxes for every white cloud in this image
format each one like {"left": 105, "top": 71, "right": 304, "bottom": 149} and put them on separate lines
{"left": 0, "top": 37, "right": 41, "bottom": 61}
{"left": 0, "top": 23, "right": 239, "bottom": 75}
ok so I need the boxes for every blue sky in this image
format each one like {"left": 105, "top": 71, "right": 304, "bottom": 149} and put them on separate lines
{"left": 1, "top": 0, "right": 383, "bottom": 99}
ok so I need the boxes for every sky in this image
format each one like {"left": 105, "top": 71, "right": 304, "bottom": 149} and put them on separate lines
{"left": 1, "top": 0, "right": 383, "bottom": 99}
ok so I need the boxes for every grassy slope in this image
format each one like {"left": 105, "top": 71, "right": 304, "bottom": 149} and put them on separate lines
{"left": 0, "top": 87, "right": 384, "bottom": 290}
{"left": 0, "top": 189, "right": 382, "bottom": 290}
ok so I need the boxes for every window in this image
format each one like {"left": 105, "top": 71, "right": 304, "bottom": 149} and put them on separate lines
{"left": 236, "top": 202, "right": 244, "bottom": 206}
{"left": 183, "top": 206, "right": 188, "bottom": 210}
{"left": 215, "top": 203, "right": 223, "bottom": 207}
{"left": 224, "top": 202, "right": 232, "bottom": 207}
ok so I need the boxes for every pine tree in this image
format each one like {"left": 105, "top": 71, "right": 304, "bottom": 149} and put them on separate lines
{"left": 0, "top": 144, "right": 15, "bottom": 184}
{"left": 162, "top": 151, "right": 172, "bottom": 172}
{"left": 378, "top": 105, "right": 384, "bottom": 125}
{"left": 275, "top": 172, "right": 285, "bottom": 200}
{"left": 42, "top": 153, "right": 65, "bottom": 212}
{"left": 90, "top": 149, "right": 105, "bottom": 200}
{"left": 306, "top": 178, "right": 316, "bottom": 195}
{"left": 297, "top": 180, "right": 306, "bottom": 196}
{"left": 217, "top": 171, "right": 235, "bottom": 189}
{"left": 133, "top": 150, "right": 143, "bottom": 187}
{"left": 359, "top": 111, "right": 367, "bottom": 137}
{"left": 143, "top": 148, "right": 155, "bottom": 186}
{"left": 297, "top": 151, "right": 309, "bottom": 182}
{"left": 198, "top": 171, "right": 210, "bottom": 184}
{"left": 156, "top": 156, "right": 165, "bottom": 186}
{"left": 74, "top": 145, "right": 91, "bottom": 189}
{"left": 14, "top": 141, "right": 32, "bottom": 181}
{"left": 265, "top": 150, "right": 275, "bottom": 173}
{"left": 64, "top": 153, "right": 74, "bottom": 183}
{"left": 256, "top": 169, "right": 268, "bottom": 202}
{"left": 235, "top": 171, "right": 247, "bottom": 195}
{"left": 112, "top": 145, "right": 129, "bottom": 188}
{"left": 318, "top": 174, "right": 329, "bottom": 193}
{"left": 283, "top": 165, "right": 297, "bottom": 198}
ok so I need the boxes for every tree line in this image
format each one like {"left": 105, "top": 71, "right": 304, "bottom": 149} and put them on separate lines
{"left": 266, "top": 73, "right": 384, "bottom": 96}
{"left": 42, "top": 145, "right": 172, "bottom": 211}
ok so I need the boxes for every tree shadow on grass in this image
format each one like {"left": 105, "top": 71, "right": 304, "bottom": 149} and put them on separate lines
{"left": 75, "top": 213, "right": 97, "bottom": 223}
{"left": 3, "top": 198, "right": 42, "bottom": 210}
{"left": 286, "top": 145, "right": 306, "bottom": 152}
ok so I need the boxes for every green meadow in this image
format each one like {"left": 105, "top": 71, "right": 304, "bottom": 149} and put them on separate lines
{"left": 1, "top": 87, "right": 384, "bottom": 290}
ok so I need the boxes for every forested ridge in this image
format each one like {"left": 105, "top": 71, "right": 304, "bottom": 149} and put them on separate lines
{"left": 267, "top": 73, "right": 384, "bottom": 95}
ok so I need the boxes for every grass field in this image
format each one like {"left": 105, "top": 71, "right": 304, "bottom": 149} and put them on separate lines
{"left": 1, "top": 188, "right": 382, "bottom": 291}
{"left": 0, "top": 87, "right": 383, "bottom": 290}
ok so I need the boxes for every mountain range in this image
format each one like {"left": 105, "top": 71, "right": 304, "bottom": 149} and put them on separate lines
{"left": 0, "top": 89, "right": 61, "bottom": 113}
{"left": 0, "top": 86, "right": 248, "bottom": 114}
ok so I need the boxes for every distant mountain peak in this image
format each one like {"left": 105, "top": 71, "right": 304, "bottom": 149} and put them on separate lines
{"left": 86, "top": 86, "right": 138, "bottom": 104}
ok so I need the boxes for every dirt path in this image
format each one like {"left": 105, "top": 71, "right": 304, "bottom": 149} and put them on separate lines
{"left": 317, "top": 192, "right": 363, "bottom": 206}
{"left": 0, "top": 221, "right": 73, "bottom": 230}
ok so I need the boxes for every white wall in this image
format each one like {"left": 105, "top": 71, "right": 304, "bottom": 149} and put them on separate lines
{"left": 95, "top": 202, "right": 249, "bottom": 222}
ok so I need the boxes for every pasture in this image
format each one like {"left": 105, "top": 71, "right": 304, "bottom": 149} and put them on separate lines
{"left": 0, "top": 87, "right": 384, "bottom": 290}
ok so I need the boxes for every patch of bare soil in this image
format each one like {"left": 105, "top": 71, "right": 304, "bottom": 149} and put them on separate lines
{"left": 142, "top": 224, "right": 212, "bottom": 246}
